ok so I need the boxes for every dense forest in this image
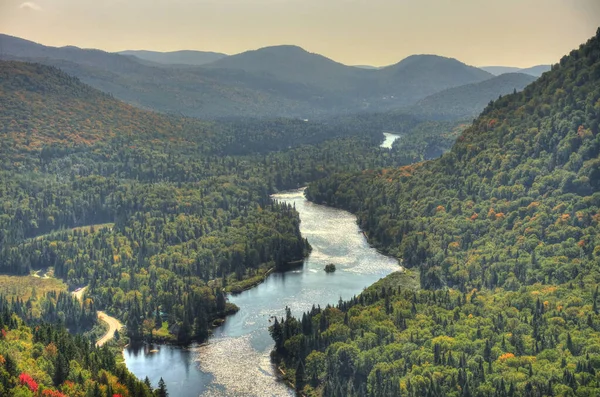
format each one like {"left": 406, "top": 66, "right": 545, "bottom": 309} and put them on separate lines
{"left": 274, "top": 29, "right": 600, "bottom": 396}
{"left": 0, "top": 312, "right": 166, "bottom": 396}
{"left": 0, "top": 60, "right": 462, "bottom": 345}
{"left": 0, "top": 291, "right": 97, "bottom": 334}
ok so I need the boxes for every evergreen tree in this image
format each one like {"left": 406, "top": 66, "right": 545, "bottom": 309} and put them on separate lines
{"left": 295, "top": 361, "right": 305, "bottom": 394}
{"left": 156, "top": 377, "right": 168, "bottom": 397}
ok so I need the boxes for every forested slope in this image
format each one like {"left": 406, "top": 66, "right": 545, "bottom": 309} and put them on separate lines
{"left": 275, "top": 29, "right": 600, "bottom": 397}
{"left": 409, "top": 73, "right": 537, "bottom": 120}
{"left": 0, "top": 61, "right": 311, "bottom": 343}
{"left": 0, "top": 313, "right": 160, "bottom": 396}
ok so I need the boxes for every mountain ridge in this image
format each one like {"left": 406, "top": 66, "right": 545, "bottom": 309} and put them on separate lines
{"left": 1, "top": 33, "right": 499, "bottom": 118}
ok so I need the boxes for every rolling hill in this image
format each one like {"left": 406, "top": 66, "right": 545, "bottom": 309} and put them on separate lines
{"left": 0, "top": 60, "right": 215, "bottom": 159}
{"left": 379, "top": 54, "right": 493, "bottom": 97}
{"left": 202, "top": 45, "right": 368, "bottom": 91}
{"left": 0, "top": 34, "right": 146, "bottom": 73}
{"left": 205, "top": 49, "right": 495, "bottom": 108}
{"left": 519, "top": 64, "right": 552, "bottom": 76}
{"left": 408, "top": 72, "right": 537, "bottom": 119}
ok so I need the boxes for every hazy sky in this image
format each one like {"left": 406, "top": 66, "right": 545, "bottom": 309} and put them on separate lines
{"left": 1, "top": 0, "right": 599, "bottom": 67}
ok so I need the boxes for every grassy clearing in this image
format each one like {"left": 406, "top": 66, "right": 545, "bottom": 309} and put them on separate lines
{"left": 0, "top": 274, "right": 67, "bottom": 300}
{"left": 153, "top": 321, "right": 173, "bottom": 340}
{"left": 69, "top": 223, "right": 114, "bottom": 234}
{"left": 33, "top": 223, "right": 114, "bottom": 241}
{"left": 225, "top": 266, "right": 274, "bottom": 294}
{"left": 364, "top": 269, "right": 420, "bottom": 294}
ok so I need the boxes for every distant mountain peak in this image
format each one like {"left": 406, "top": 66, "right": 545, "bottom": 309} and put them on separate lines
{"left": 256, "top": 44, "right": 307, "bottom": 51}
{"left": 387, "top": 54, "right": 484, "bottom": 71}
{"left": 401, "top": 54, "right": 455, "bottom": 61}
{"left": 200, "top": 43, "right": 358, "bottom": 88}
{"left": 221, "top": 44, "right": 315, "bottom": 59}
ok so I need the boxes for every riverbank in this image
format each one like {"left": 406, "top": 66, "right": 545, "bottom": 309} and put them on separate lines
{"left": 224, "top": 255, "right": 310, "bottom": 295}
{"left": 224, "top": 266, "right": 277, "bottom": 295}
{"left": 271, "top": 269, "right": 418, "bottom": 393}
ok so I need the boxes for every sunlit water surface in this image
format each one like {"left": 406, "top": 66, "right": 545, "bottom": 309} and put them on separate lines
{"left": 124, "top": 189, "right": 401, "bottom": 396}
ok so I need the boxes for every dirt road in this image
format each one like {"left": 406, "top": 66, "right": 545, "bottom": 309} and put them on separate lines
{"left": 72, "top": 286, "right": 123, "bottom": 347}
{"left": 96, "top": 311, "right": 123, "bottom": 347}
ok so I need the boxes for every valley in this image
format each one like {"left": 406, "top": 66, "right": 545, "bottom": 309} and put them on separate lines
{"left": 0, "top": 11, "right": 598, "bottom": 397}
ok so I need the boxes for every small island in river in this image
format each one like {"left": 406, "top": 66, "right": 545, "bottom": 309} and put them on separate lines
{"left": 324, "top": 263, "right": 336, "bottom": 273}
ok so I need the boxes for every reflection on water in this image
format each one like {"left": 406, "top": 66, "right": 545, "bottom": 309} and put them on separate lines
{"left": 124, "top": 343, "right": 216, "bottom": 396}
{"left": 381, "top": 132, "right": 401, "bottom": 148}
{"left": 124, "top": 189, "right": 401, "bottom": 396}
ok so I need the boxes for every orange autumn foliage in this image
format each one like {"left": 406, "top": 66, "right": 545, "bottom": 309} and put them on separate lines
{"left": 498, "top": 353, "right": 515, "bottom": 362}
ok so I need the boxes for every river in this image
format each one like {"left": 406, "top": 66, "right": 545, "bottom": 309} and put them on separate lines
{"left": 124, "top": 190, "right": 401, "bottom": 396}
{"left": 380, "top": 132, "right": 401, "bottom": 149}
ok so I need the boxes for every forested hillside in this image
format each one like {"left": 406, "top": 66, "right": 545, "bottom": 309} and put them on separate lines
{"left": 0, "top": 314, "right": 161, "bottom": 396}
{"left": 275, "top": 29, "right": 600, "bottom": 397}
{"left": 408, "top": 73, "right": 537, "bottom": 120}
{"left": 0, "top": 60, "right": 311, "bottom": 344}
{"left": 0, "top": 60, "right": 314, "bottom": 343}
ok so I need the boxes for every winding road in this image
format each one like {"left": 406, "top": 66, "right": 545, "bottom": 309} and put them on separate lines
{"left": 72, "top": 286, "right": 123, "bottom": 347}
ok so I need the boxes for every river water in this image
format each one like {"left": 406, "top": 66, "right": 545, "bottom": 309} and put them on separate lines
{"left": 124, "top": 189, "right": 400, "bottom": 396}
{"left": 381, "top": 132, "right": 401, "bottom": 149}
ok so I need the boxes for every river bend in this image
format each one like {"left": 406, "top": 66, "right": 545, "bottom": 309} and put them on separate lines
{"left": 124, "top": 189, "right": 401, "bottom": 396}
